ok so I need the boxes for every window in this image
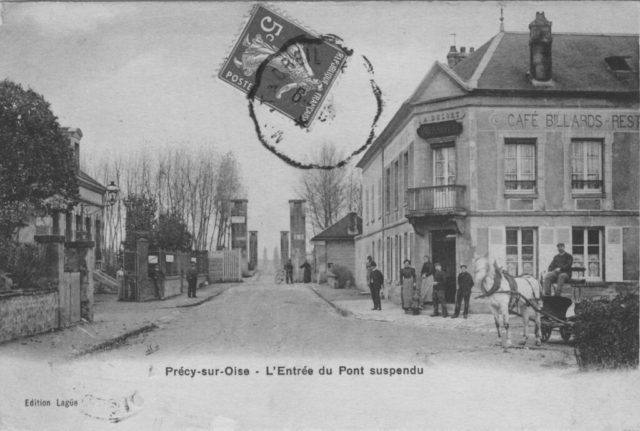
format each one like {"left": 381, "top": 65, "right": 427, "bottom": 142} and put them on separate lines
{"left": 403, "top": 152, "right": 410, "bottom": 205}
{"left": 378, "top": 178, "right": 382, "bottom": 218}
{"left": 433, "top": 146, "right": 456, "bottom": 186}
{"left": 571, "top": 140, "right": 602, "bottom": 191}
{"left": 386, "top": 237, "right": 392, "bottom": 278}
{"left": 372, "top": 241, "right": 375, "bottom": 263}
{"left": 572, "top": 228, "right": 602, "bottom": 280}
{"left": 394, "top": 161, "right": 399, "bottom": 210}
{"left": 75, "top": 214, "right": 82, "bottom": 240}
{"left": 370, "top": 184, "right": 375, "bottom": 222}
{"left": 365, "top": 189, "right": 369, "bottom": 223}
{"left": 506, "top": 228, "right": 536, "bottom": 276}
{"left": 605, "top": 56, "right": 632, "bottom": 72}
{"left": 65, "top": 212, "right": 73, "bottom": 241}
{"left": 385, "top": 169, "right": 391, "bottom": 213}
{"left": 85, "top": 217, "right": 92, "bottom": 240}
{"left": 505, "top": 139, "right": 536, "bottom": 191}
{"left": 403, "top": 232, "right": 408, "bottom": 263}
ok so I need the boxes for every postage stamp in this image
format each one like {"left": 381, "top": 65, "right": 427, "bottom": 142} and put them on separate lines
{"left": 218, "top": 4, "right": 348, "bottom": 128}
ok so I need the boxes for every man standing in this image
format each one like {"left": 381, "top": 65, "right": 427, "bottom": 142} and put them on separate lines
{"left": 430, "top": 263, "right": 448, "bottom": 317}
{"left": 284, "top": 259, "right": 294, "bottom": 284}
{"left": 365, "top": 256, "right": 373, "bottom": 288}
{"left": 369, "top": 261, "right": 384, "bottom": 311}
{"left": 543, "top": 243, "right": 573, "bottom": 296}
{"left": 452, "top": 264, "right": 474, "bottom": 319}
{"left": 149, "top": 264, "right": 165, "bottom": 301}
{"left": 420, "top": 255, "right": 434, "bottom": 306}
{"left": 187, "top": 261, "right": 199, "bottom": 298}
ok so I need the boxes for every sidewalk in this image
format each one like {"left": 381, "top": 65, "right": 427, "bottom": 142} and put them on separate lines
{"left": 309, "top": 284, "right": 499, "bottom": 333}
{"left": 0, "top": 282, "right": 238, "bottom": 361}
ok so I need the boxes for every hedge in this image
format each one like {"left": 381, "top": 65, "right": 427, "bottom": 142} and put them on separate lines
{"left": 573, "top": 292, "right": 639, "bottom": 370}
{"left": 331, "top": 265, "right": 354, "bottom": 289}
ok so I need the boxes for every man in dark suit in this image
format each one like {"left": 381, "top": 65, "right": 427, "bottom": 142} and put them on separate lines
{"left": 430, "top": 263, "right": 449, "bottom": 317}
{"left": 284, "top": 259, "right": 294, "bottom": 284}
{"left": 543, "top": 243, "right": 573, "bottom": 296}
{"left": 369, "top": 261, "right": 384, "bottom": 311}
{"left": 452, "top": 264, "right": 474, "bottom": 319}
{"left": 187, "top": 261, "right": 199, "bottom": 298}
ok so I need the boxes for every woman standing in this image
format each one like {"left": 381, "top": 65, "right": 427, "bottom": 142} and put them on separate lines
{"left": 399, "top": 259, "right": 416, "bottom": 314}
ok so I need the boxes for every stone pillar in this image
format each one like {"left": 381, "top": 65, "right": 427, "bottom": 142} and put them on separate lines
{"left": 249, "top": 231, "right": 258, "bottom": 270}
{"left": 34, "top": 235, "right": 65, "bottom": 327}
{"left": 289, "top": 200, "right": 306, "bottom": 281}
{"left": 230, "top": 199, "right": 249, "bottom": 275}
{"left": 280, "top": 231, "right": 289, "bottom": 267}
{"left": 63, "top": 239, "right": 95, "bottom": 322}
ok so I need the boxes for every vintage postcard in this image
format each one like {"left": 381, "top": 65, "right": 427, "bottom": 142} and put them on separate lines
{"left": 0, "top": 2, "right": 638, "bottom": 430}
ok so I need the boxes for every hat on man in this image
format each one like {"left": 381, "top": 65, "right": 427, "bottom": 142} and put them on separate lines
{"left": 460, "top": 264, "right": 467, "bottom": 269}
{"left": 370, "top": 261, "right": 377, "bottom": 267}
{"left": 557, "top": 243, "right": 565, "bottom": 247}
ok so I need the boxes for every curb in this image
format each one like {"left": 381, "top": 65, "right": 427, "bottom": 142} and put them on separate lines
{"left": 74, "top": 324, "right": 158, "bottom": 358}
{"left": 73, "top": 285, "right": 238, "bottom": 358}
{"left": 307, "top": 286, "right": 354, "bottom": 318}
{"left": 175, "top": 284, "right": 236, "bottom": 308}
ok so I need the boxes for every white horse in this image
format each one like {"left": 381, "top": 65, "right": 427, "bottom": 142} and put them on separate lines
{"left": 473, "top": 255, "right": 542, "bottom": 347}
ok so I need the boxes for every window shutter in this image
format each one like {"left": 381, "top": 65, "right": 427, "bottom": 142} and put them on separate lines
{"left": 606, "top": 227, "right": 623, "bottom": 281}
{"left": 539, "top": 227, "right": 556, "bottom": 276}
{"left": 489, "top": 227, "right": 506, "bottom": 268}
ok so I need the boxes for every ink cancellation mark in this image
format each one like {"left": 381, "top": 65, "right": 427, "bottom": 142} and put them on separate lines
{"left": 218, "top": 4, "right": 348, "bottom": 128}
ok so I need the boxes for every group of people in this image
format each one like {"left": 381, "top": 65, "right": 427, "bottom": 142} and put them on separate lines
{"left": 366, "top": 255, "right": 474, "bottom": 318}
{"left": 283, "top": 259, "right": 312, "bottom": 284}
{"left": 365, "top": 241, "right": 575, "bottom": 317}
{"left": 147, "top": 261, "right": 200, "bottom": 300}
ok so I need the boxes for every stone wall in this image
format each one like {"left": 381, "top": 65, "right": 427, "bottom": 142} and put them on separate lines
{"left": 0, "top": 290, "right": 59, "bottom": 343}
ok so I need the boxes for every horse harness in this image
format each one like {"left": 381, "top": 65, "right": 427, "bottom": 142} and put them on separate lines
{"left": 476, "top": 263, "right": 541, "bottom": 312}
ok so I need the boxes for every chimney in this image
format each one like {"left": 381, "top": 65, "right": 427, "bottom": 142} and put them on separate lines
{"left": 446, "top": 45, "right": 470, "bottom": 68}
{"left": 62, "top": 127, "right": 82, "bottom": 175}
{"left": 347, "top": 212, "right": 358, "bottom": 235}
{"left": 529, "top": 12, "right": 553, "bottom": 81}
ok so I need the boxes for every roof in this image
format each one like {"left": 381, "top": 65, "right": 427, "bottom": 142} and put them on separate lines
{"left": 357, "top": 31, "right": 639, "bottom": 170}
{"left": 79, "top": 170, "right": 106, "bottom": 193}
{"left": 452, "top": 32, "right": 639, "bottom": 93}
{"left": 310, "top": 213, "right": 362, "bottom": 242}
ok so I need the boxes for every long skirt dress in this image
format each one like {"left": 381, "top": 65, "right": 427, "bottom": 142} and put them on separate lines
{"left": 401, "top": 277, "right": 414, "bottom": 309}
{"left": 421, "top": 275, "right": 434, "bottom": 304}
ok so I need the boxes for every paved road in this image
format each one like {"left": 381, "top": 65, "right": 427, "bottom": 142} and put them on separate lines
{"left": 2, "top": 278, "right": 639, "bottom": 431}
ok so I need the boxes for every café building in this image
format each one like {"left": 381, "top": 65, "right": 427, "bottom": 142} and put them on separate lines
{"left": 355, "top": 12, "right": 639, "bottom": 306}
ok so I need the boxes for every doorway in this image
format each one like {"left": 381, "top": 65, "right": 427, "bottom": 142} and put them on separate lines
{"left": 431, "top": 230, "right": 457, "bottom": 303}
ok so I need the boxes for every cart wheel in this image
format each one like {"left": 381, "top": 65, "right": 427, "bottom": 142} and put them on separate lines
{"left": 560, "top": 327, "right": 572, "bottom": 342}
{"left": 541, "top": 324, "right": 552, "bottom": 342}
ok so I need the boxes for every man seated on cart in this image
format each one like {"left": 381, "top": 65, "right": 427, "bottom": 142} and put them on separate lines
{"left": 543, "top": 243, "right": 573, "bottom": 297}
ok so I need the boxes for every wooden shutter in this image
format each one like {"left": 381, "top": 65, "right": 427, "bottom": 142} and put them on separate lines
{"left": 606, "top": 227, "right": 623, "bottom": 281}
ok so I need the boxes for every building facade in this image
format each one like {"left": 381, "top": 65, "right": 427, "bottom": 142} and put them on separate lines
{"left": 311, "top": 212, "right": 362, "bottom": 284}
{"left": 355, "top": 13, "right": 639, "bottom": 306}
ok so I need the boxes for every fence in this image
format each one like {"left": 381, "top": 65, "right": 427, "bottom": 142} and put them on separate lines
{"left": 148, "top": 250, "right": 208, "bottom": 277}
{"left": 209, "top": 249, "right": 242, "bottom": 283}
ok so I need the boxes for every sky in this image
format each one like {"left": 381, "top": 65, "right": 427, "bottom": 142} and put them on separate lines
{"left": 0, "top": 1, "right": 638, "bottom": 255}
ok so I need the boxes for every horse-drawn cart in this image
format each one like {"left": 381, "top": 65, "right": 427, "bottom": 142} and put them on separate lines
{"left": 539, "top": 296, "right": 575, "bottom": 343}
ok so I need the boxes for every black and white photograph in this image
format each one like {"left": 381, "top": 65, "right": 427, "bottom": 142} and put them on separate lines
{"left": 0, "top": 1, "right": 638, "bottom": 430}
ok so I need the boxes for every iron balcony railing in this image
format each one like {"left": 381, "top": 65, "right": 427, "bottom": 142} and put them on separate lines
{"left": 571, "top": 179, "right": 603, "bottom": 190}
{"left": 505, "top": 180, "right": 536, "bottom": 190}
{"left": 407, "top": 185, "right": 466, "bottom": 215}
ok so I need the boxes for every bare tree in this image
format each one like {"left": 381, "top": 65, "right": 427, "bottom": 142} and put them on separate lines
{"left": 296, "top": 143, "right": 362, "bottom": 234}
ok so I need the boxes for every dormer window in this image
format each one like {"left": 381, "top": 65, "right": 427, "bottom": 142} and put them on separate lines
{"left": 604, "top": 56, "right": 632, "bottom": 72}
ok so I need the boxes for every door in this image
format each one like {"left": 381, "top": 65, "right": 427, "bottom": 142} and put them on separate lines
{"left": 431, "top": 230, "right": 457, "bottom": 303}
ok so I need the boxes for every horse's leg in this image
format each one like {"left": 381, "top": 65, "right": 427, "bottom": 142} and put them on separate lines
{"left": 519, "top": 303, "right": 529, "bottom": 346}
{"left": 491, "top": 305, "right": 502, "bottom": 346}
{"left": 503, "top": 312, "right": 512, "bottom": 347}
{"left": 534, "top": 303, "right": 542, "bottom": 347}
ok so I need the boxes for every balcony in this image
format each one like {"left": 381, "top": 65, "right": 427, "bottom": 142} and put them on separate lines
{"left": 406, "top": 185, "right": 467, "bottom": 217}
